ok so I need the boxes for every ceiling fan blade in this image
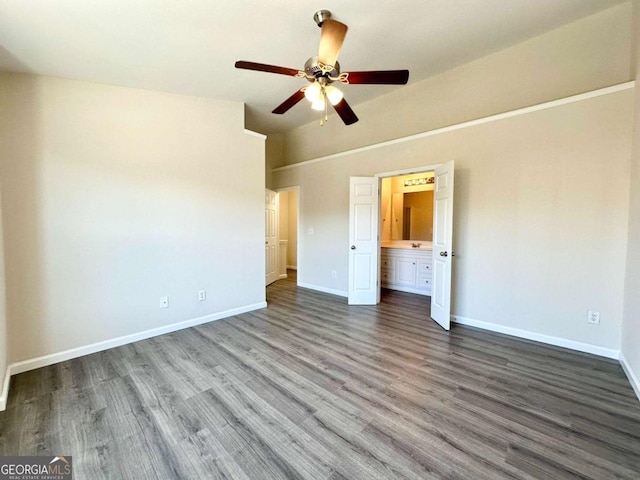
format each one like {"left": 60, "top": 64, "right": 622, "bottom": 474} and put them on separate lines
{"left": 318, "top": 18, "right": 348, "bottom": 68}
{"left": 272, "top": 90, "right": 306, "bottom": 114}
{"left": 332, "top": 98, "right": 359, "bottom": 125}
{"left": 342, "top": 70, "right": 410, "bottom": 85}
{"left": 235, "top": 61, "right": 302, "bottom": 77}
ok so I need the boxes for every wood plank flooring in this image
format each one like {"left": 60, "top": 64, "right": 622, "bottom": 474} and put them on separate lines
{"left": 1, "top": 271, "right": 639, "bottom": 479}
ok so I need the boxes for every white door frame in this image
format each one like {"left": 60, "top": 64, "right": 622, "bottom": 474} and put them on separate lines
{"left": 375, "top": 162, "right": 449, "bottom": 309}
{"left": 275, "top": 186, "right": 301, "bottom": 287}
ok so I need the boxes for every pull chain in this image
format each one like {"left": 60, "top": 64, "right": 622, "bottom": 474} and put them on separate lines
{"left": 324, "top": 92, "right": 328, "bottom": 123}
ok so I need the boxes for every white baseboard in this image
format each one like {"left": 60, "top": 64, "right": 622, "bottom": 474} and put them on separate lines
{"left": 298, "top": 282, "right": 348, "bottom": 298}
{"left": 0, "top": 301, "right": 267, "bottom": 411}
{"left": 620, "top": 352, "right": 640, "bottom": 402}
{"left": 286, "top": 265, "right": 297, "bottom": 271}
{"left": 451, "top": 315, "right": 620, "bottom": 359}
{"left": 278, "top": 274, "right": 288, "bottom": 279}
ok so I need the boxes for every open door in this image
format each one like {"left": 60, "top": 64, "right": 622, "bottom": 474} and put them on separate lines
{"left": 265, "top": 189, "right": 279, "bottom": 286}
{"left": 348, "top": 177, "right": 379, "bottom": 305}
{"left": 431, "top": 161, "right": 454, "bottom": 330}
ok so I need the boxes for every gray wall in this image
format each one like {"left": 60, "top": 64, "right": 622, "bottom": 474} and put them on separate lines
{"left": 283, "top": 4, "right": 631, "bottom": 165}
{"left": 0, "top": 73, "right": 265, "bottom": 371}
{"left": 273, "top": 90, "right": 632, "bottom": 353}
{"left": 0, "top": 187, "right": 7, "bottom": 407}
{"left": 621, "top": 0, "right": 640, "bottom": 398}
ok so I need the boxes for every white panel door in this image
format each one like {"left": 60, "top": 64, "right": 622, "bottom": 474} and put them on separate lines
{"left": 348, "top": 177, "right": 379, "bottom": 305}
{"left": 431, "top": 161, "right": 454, "bottom": 330}
{"left": 265, "top": 189, "right": 279, "bottom": 286}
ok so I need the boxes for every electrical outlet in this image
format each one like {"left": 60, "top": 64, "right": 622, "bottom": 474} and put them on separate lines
{"left": 198, "top": 289, "right": 206, "bottom": 301}
{"left": 160, "top": 296, "right": 169, "bottom": 309}
{"left": 307, "top": 227, "right": 314, "bottom": 235}
{"left": 331, "top": 270, "right": 337, "bottom": 279}
{"left": 587, "top": 310, "right": 600, "bottom": 324}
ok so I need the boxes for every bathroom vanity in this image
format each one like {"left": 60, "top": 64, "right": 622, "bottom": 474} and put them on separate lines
{"left": 381, "top": 242, "right": 433, "bottom": 296}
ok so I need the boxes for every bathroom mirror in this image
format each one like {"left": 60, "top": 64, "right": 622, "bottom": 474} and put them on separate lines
{"left": 391, "top": 191, "right": 434, "bottom": 241}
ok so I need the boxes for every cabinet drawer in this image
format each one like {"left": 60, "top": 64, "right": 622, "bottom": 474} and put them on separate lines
{"left": 381, "top": 257, "right": 394, "bottom": 270}
{"left": 417, "top": 259, "right": 432, "bottom": 274}
{"left": 381, "top": 269, "right": 394, "bottom": 283}
{"left": 416, "top": 275, "right": 432, "bottom": 290}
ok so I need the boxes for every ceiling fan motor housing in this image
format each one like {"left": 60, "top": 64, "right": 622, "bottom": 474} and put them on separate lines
{"left": 304, "top": 56, "right": 339, "bottom": 84}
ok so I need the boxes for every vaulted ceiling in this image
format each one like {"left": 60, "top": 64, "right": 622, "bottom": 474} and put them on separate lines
{"left": 0, "top": 0, "right": 626, "bottom": 134}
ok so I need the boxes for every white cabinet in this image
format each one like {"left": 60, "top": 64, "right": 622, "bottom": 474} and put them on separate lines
{"left": 381, "top": 248, "right": 432, "bottom": 296}
{"left": 396, "top": 257, "right": 417, "bottom": 286}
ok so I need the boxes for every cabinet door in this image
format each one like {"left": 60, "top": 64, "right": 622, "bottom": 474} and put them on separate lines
{"left": 396, "top": 257, "right": 417, "bottom": 286}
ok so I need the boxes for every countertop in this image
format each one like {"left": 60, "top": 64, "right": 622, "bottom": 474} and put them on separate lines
{"left": 381, "top": 241, "right": 433, "bottom": 251}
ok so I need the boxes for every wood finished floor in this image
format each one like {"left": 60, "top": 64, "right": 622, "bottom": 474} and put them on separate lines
{"left": 1, "top": 271, "right": 640, "bottom": 479}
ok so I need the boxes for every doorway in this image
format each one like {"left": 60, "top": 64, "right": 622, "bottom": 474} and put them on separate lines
{"left": 348, "top": 162, "right": 454, "bottom": 330}
{"left": 380, "top": 172, "right": 435, "bottom": 297}
{"left": 276, "top": 187, "right": 300, "bottom": 285}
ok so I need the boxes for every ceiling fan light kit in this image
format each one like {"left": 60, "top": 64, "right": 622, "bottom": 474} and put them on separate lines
{"left": 304, "top": 81, "right": 322, "bottom": 102}
{"left": 324, "top": 85, "right": 344, "bottom": 105}
{"left": 235, "top": 10, "right": 409, "bottom": 126}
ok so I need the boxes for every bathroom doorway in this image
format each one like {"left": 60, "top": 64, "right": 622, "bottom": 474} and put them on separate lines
{"left": 348, "top": 163, "right": 454, "bottom": 329}
{"left": 379, "top": 172, "right": 435, "bottom": 298}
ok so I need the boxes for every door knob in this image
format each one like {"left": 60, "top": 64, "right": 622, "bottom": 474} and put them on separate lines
{"left": 351, "top": 245, "right": 356, "bottom": 250}
{"left": 440, "top": 251, "right": 448, "bottom": 257}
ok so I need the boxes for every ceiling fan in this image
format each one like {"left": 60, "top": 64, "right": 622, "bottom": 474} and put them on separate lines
{"left": 235, "top": 10, "right": 409, "bottom": 126}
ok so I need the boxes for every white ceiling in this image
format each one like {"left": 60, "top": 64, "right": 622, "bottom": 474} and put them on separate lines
{"left": 0, "top": 0, "right": 626, "bottom": 134}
